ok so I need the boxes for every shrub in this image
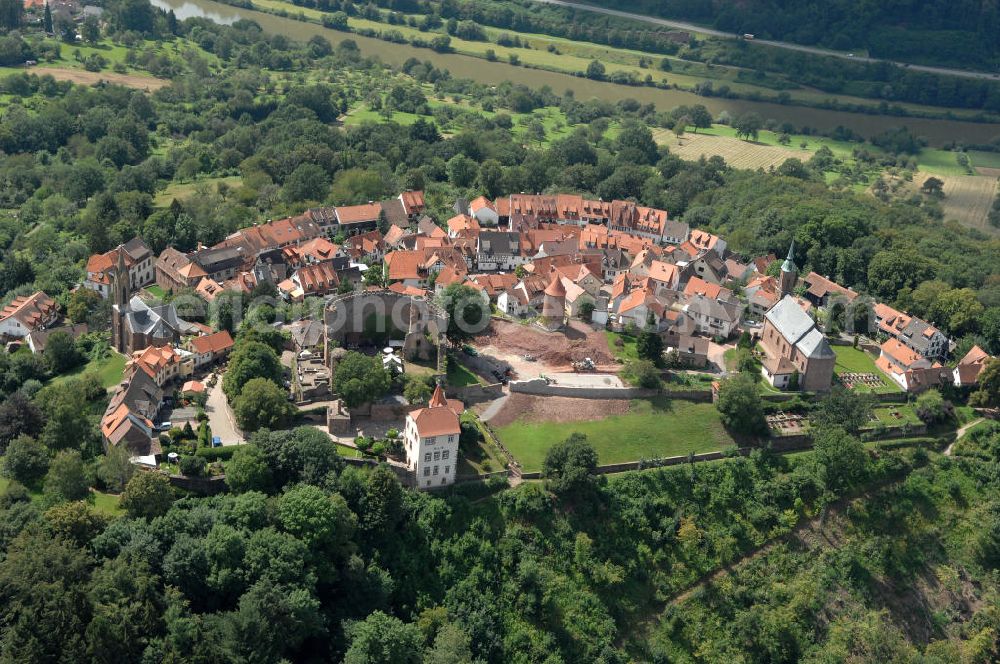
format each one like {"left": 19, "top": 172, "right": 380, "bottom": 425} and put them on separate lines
{"left": 195, "top": 446, "right": 237, "bottom": 462}
{"left": 178, "top": 455, "right": 207, "bottom": 477}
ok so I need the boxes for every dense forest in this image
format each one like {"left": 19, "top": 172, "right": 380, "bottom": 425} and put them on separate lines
{"left": 597, "top": 0, "right": 1000, "bottom": 70}
{"left": 0, "top": 0, "right": 999, "bottom": 661}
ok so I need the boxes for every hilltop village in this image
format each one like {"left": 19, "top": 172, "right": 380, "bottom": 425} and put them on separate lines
{"left": 2, "top": 189, "right": 992, "bottom": 489}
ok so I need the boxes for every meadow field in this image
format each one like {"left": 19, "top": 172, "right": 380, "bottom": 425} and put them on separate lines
{"left": 495, "top": 397, "right": 736, "bottom": 471}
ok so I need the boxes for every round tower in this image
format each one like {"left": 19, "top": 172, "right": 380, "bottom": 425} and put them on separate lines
{"left": 541, "top": 272, "right": 566, "bottom": 331}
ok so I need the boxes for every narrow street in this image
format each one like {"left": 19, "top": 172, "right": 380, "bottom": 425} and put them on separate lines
{"left": 204, "top": 375, "right": 244, "bottom": 446}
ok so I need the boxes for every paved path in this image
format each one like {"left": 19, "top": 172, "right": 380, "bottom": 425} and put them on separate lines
{"left": 530, "top": 0, "right": 1000, "bottom": 81}
{"left": 205, "top": 378, "right": 244, "bottom": 446}
{"left": 944, "top": 418, "right": 985, "bottom": 456}
{"left": 479, "top": 395, "right": 508, "bottom": 423}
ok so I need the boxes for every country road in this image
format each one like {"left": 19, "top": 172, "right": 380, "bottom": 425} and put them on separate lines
{"left": 530, "top": 0, "right": 1000, "bottom": 82}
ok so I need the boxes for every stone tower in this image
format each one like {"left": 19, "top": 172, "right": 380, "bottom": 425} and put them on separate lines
{"left": 111, "top": 245, "right": 129, "bottom": 354}
{"left": 541, "top": 272, "right": 566, "bottom": 331}
{"left": 779, "top": 240, "right": 798, "bottom": 297}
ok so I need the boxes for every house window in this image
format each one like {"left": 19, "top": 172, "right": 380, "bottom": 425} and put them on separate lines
{"left": 423, "top": 467, "right": 430, "bottom": 477}
{"left": 442, "top": 450, "right": 449, "bottom": 460}
{"left": 448, "top": 435, "right": 454, "bottom": 443}
{"left": 424, "top": 453, "right": 431, "bottom": 462}
{"left": 433, "top": 451, "right": 440, "bottom": 461}
{"left": 433, "top": 466, "right": 439, "bottom": 475}
{"left": 444, "top": 465, "right": 450, "bottom": 474}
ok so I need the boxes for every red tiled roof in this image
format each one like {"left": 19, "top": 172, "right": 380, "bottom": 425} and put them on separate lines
{"left": 190, "top": 330, "right": 234, "bottom": 355}
{"left": 684, "top": 276, "right": 730, "bottom": 300}
{"left": 880, "top": 338, "right": 923, "bottom": 368}
{"left": 399, "top": 191, "right": 425, "bottom": 216}
{"left": 337, "top": 203, "right": 382, "bottom": 225}
{"left": 544, "top": 272, "right": 566, "bottom": 298}
{"left": 297, "top": 262, "right": 340, "bottom": 294}
{"left": 385, "top": 251, "right": 425, "bottom": 281}
{"left": 0, "top": 291, "right": 57, "bottom": 330}
{"left": 409, "top": 385, "right": 462, "bottom": 437}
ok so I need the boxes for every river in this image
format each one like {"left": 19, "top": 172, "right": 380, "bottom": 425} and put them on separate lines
{"left": 150, "top": 0, "right": 1000, "bottom": 146}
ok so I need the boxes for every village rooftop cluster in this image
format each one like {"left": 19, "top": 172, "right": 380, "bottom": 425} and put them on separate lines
{"left": 0, "top": 190, "right": 993, "bottom": 489}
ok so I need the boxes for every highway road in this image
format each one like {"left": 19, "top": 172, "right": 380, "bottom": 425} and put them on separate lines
{"left": 531, "top": 0, "right": 1000, "bottom": 82}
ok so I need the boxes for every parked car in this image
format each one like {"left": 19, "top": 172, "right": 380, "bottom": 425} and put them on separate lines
{"left": 157, "top": 421, "right": 172, "bottom": 431}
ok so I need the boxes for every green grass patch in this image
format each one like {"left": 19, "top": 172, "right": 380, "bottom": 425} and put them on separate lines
{"left": 605, "top": 331, "right": 638, "bottom": 362}
{"left": 335, "top": 443, "right": 364, "bottom": 458}
{"left": 969, "top": 150, "right": 1000, "bottom": 169}
{"left": 50, "top": 352, "right": 127, "bottom": 390}
{"left": 447, "top": 358, "right": 482, "bottom": 387}
{"left": 342, "top": 106, "right": 426, "bottom": 127}
{"left": 496, "top": 398, "right": 735, "bottom": 472}
{"left": 832, "top": 345, "right": 901, "bottom": 394}
{"left": 154, "top": 175, "right": 242, "bottom": 207}
{"left": 869, "top": 405, "right": 922, "bottom": 428}
{"left": 0, "top": 474, "right": 123, "bottom": 515}
{"left": 457, "top": 415, "right": 507, "bottom": 477}
{"left": 91, "top": 490, "right": 123, "bottom": 516}
{"left": 917, "top": 148, "right": 970, "bottom": 176}
{"left": 143, "top": 284, "right": 166, "bottom": 299}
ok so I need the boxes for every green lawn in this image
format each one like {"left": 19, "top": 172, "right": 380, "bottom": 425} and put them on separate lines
{"left": 832, "top": 345, "right": 901, "bottom": 394}
{"left": 0, "top": 475, "right": 123, "bottom": 516}
{"left": 143, "top": 284, "right": 166, "bottom": 299}
{"left": 91, "top": 490, "right": 123, "bottom": 516}
{"left": 447, "top": 358, "right": 482, "bottom": 387}
{"left": 605, "top": 331, "right": 638, "bottom": 362}
{"left": 51, "top": 352, "right": 127, "bottom": 390}
{"left": 457, "top": 415, "right": 508, "bottom": 477}
{"left": 335, "top": 443, "right": 364, "bottom": 458}
{"left": 869, "top": 405, "right": 922, "bottom": 428}
{"left": 342, "top": 106, "right": 427, "bottom": 128}
{"left": 496, "top": 398, "right": 736, "bottom": 472}
{"left": 154, "top": 175, "right": 243, "bottom": 206}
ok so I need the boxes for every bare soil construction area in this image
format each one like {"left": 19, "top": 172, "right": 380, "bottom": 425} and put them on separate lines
{"left": 27, "top": 67, "right": 170, "bottom": 91}
{"left": 485, "top": 393, "right": 630, "bottom": 428}
{"left": 471, "top": 319, "right": 618, "bottom": 376}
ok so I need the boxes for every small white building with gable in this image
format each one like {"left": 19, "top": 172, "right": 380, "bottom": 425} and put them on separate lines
{"left": 404, "top": 385, "right": 464, "bottom": 490}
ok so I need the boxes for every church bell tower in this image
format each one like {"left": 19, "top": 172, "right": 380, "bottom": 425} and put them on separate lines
{"left": 111, "top": 246, "right": 129, "bottom": 354}
{"left": 779, "top": 240, "right": 798, "bottom": 297}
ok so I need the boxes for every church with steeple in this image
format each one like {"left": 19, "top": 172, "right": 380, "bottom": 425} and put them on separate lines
{"left": 110, "top": 244, "right": 197, "bottom": 355}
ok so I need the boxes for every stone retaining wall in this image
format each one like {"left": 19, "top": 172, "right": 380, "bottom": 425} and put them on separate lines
{"left": 448, "top": 383, "right": 504, "bottom": 404}
{"left": 510, "top": 378, "right": 658, "bottom": 400}
{"left": 166, "top": 473, "right": 228, "bottom": 495}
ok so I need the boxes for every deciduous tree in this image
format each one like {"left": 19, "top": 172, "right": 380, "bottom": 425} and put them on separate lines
{"left": 120, "top": 471, "right": 173, "bottom": 520}
{"left": 715, "top": 374, "right": 767, "bottom": 436}
{"left": 232, "top": 377, "right": 295, "bottom": 432}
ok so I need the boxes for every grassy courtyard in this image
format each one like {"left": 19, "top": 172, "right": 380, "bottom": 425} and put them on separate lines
{"left": 868, "top": 405, "right": 923, "bottom": 428}
{"left": 50, "top": 352, "right": 127, "bottom": 390}
{"left": 496, "top": 398, "right": 736, "bottom": 472}
{"left": 0, "top": 476, "right": 123, "bottom": 516}
{"left": 446, "top": 357, "right": 483, "bottom": 387}
{"left": 832, "top": 345, "right": 901, "bottom": 394}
